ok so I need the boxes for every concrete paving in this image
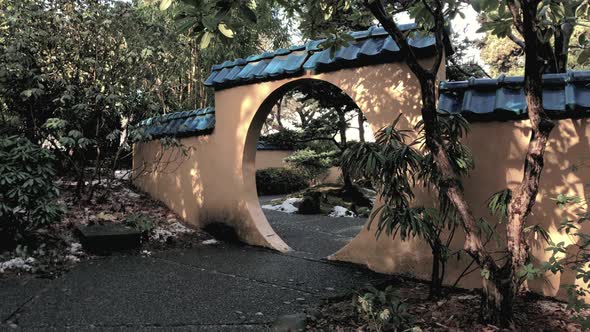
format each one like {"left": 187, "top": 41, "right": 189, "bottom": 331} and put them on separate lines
{"left": 0, "top": 203, "right": 388, "bottom": 331}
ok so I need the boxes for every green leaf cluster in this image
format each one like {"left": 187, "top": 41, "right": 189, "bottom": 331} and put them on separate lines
{"left": 0, "top": 136, "right": 64, "bottom": 249}
{"left": 353, "top": 285, "right": 414, "bottom": 331}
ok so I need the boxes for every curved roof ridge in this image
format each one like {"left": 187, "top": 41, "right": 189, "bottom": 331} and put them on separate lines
{"left": 205, "top": 22, "right": 450, "bottom": 90}
{"left": 136, "top": 107, "right": 216, "bottom": 140}
{"left": 438, "top": 70, "right": 590, "bottom": 121}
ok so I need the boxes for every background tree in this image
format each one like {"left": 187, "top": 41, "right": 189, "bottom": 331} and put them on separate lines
{"left": 282, "top": 0, "right": 587, "bottom": 325}
{"left": 342, "top": 114, "right": 481, "bottom": 298}
{"left": 479, "top": 31, "right": 590, "bottom": 77}
{"left": 0, "top": 0, "right": 290, "bottom": 201}
{"left": 471, "top": 0, "right": 588, "bottom": 324}
{"left": 446, "top": 32, "right": 492, "bottom": 80}
{"left": 157, "top": 0, "right": 589, "bottom": 325}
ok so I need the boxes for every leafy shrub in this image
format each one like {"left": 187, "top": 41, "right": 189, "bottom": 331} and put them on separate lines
{"left": 259, "top": 129, "right": 305, "bottom": 150}
{"left": 537, "top": 194, "right": 590, "bottom": 328}
{"left": 285, "top": 148, "right": 338, "bottom": 182}
{"left": 353, "top": 285, "right": 414, "bottom": 332}
{"left": 124, "top": 213, "right": 157, "bottom": 234}
{"left": 256, "top": 167, "right": 308, "bottom": 195}
{"left": 0, "top": 136, "right": 63, "bottom": 249}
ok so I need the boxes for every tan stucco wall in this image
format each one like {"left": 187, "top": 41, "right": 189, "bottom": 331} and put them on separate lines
{"left": 331, "top": 118, "right": 590, "bottom": 299}
{"left": 255, "top": 150, "right": 292, "bottom": 170}
{"left": 133, "top": 58, "right": 590, "bottom": 299}
{"left": 134, "top": 60, "right": 431, "bottom": 252}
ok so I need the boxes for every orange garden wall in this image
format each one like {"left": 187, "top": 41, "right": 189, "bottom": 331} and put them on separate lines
{"left": 332, "top": 118, "right": 590, "bottom": 299}
{"left": 133, "top": 58, "right": 590, "bottom": 299}
{"left": 255, "top": 150, "right": 343, "bottom": 184}
{"left": 255, "top": 150, "right": 292, "bottom": 170}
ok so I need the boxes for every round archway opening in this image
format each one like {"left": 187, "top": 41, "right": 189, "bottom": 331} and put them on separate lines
{"left": 244, "top": 78, "right": 376, "bottom": 258}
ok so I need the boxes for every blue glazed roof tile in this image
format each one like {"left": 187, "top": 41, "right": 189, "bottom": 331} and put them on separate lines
{"left": 206, "top": 23, "right": 451, "bottom": 90}
{"left": 212, "top": 67, "right": 232, "bottom": 84}
{"left": 289, "top": 44, "right": 305, "bottom": 51}
{"left": 204, "top": 71, "right": 219, "bottom": 86}
{"left": 224, "top": 65, "right": 246, "bottom": 82}
{"left": 438, "top": 71, "right": 590, "bottom": 121}
{"left": 251, "top": 59, "right": 273, "bottom": 79}
{"left": 136, "top": 107, "right": 215, "bottom": 140}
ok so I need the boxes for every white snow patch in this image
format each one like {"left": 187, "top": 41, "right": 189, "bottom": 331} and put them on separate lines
{"left": 65, "top": 255, "right": 80, "bottom": 263}
{"left": 261, "top": 198, "right": 303, "bottom": 214}
{"left": 202, "top": 239, "right": 219, "bottom": 245}
{"left": 0, "top": 257, "right": 36, "bottom": 273}
{"left": 64, "top": 242, "right": 84, "bottom": 263}
{"left": 69, "top": 242, "right": 83, "bottom": 255}
{"left": 329, "top": 206, "right": 356, "bottom": 218}
{"left": 151, "top": 221, "right": 194, "bottom": 242}
{"left": 114, "top": 170, "right": 131, "bottom": 180}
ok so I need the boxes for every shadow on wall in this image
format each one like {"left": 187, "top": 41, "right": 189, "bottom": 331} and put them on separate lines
{"left": 134, "top": 60, "right": 428, "bottom": 253}
{"left": 236, "top": 61, "right": 431, "bottom": 256}
{"left": 133, "top": 57, "right": 590, "bottom": 300}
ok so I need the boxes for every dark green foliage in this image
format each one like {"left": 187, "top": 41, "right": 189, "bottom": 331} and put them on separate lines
{"left": 124, "top": 212, "right": 157, "bottom": 234}
{"left": 487, "top": 189, "right": 512, "bottom": 219}
{"left": 285, "top": 148, "right": 339, "bottom": 182}
{"left": 0, "top": 136, "right": 63, "bottom": 250}
{"left": 255, "top": 167, "right": 308, "bottom": 196}
{"left": 353, "top": 285, "right": 413, "bottom": 331}
{"left": 0, "top": 0, "right": 291, "bottom": 200}
{"left": 297, "top": 192, "right": 321, "bottom": 215}
{"left": 341, "top": 114, "right": 477, "bottom": 298}
{"left": 259, "top": 129, "right": 305, "bottom": 150}
{"left": 528, "top": 194, "right": 590, "bottom": 328}
{"left": 446, "top": 32, "right": 492, "bottom": 81}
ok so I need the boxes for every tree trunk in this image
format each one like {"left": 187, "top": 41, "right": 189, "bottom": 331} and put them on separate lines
{"left": 338, "top": 110, "right": 354, "bottom": 191}
{"left": 364, "top": 0, "right": 516, "bottom": 325}
{"left": 504, "top": 1, "right": 555, "bottom": 322}
{"left": 480, "top": 265, "right": 514, "bottom": 327}
{"left": 357, "top": 109, "right": 365, "bottom": 143}
{"left": 429, "top": 244, "right": 443, "bottom": 299}
{"left": 419, "top": 77, "right": 506, "bottom": 322}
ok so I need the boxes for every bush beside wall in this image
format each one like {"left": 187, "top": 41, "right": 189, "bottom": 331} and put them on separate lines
{"left": 256, "top": 167, "right": 308, "bottom": 196}
{"left": 0, "top": 136, "right": 63, "bottom": 250}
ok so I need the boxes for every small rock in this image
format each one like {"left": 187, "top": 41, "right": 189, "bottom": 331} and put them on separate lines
{"left": 271, "top": 313, "right": 308, "bottom": 332}
{"left": 296, "top": 297, "right": 305, "bottom": 302}
{"left": 325, "top": 287, "right": 335, "bottom": 291}
{"left": 297, "top": 192, "right": 321, "bottom": 215}
{"left": 305, "top": 308, "right": 321, "bottom": 320}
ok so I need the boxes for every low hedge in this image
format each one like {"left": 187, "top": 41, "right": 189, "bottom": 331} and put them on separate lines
{"left": 256, "top": 167, "right": 308, "bottom": 196}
